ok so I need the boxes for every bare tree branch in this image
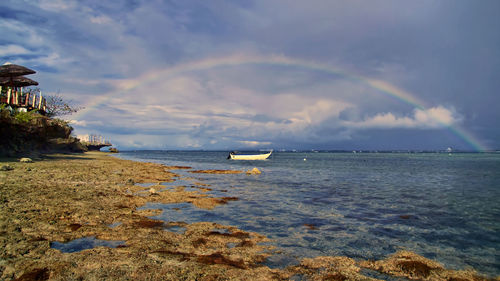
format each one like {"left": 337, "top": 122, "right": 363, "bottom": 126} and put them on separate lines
{"left": 24, "top": 88, "right": 84, "bottom": 117}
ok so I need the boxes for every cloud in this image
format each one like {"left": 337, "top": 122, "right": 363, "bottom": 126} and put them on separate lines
{"left": 0, "top": 44, "right": 33, "bottom": 57}
{"left": 68, "top": 120, "right": 103, "bottom": 127}
{"left": 38, "top": 0, "right": 77, "bottom": 12}
{"left": 69, "top": 54, "right": 474, "bottom": 149}
{"left": 89, "top": 16, "right": 112, "bottom": 25}
{"left": 2, "top": 0, "right": 496, "bottom": 150}
{"left": 343, "top": 106, "right": 461, "bottom": 129}
{"left": 239, "top": 140, "right": 272, "bottom": 147}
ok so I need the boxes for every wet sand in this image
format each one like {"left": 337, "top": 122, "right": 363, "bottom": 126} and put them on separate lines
{"left": 0, "top": 152, "right": 496, "bottom": 280}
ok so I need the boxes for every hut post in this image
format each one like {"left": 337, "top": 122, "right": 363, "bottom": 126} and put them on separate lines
{"left": 38, "top": 91, "right": 42, "bottom": 110}
{"left": 7, "top": 88, "right": 11, "bottom": 105}
{"left": 32, "top": 92, "right": 36, "bottom": 107}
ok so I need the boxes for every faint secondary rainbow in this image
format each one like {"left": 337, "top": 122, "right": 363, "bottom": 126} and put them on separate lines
{"left": 73, "top": 54, "right": 488, "bottom": 151}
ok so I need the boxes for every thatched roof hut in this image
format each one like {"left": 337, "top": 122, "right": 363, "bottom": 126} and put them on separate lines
{"left": 0, "top": 63, "right": 36, "bottom": 77}
{"left": 0, "top": 76, "right": 39, "bottom": 87}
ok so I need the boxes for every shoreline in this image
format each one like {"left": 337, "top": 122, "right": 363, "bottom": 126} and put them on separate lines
{"left": 0, "top": 152, "right": 496, "bottom": 280}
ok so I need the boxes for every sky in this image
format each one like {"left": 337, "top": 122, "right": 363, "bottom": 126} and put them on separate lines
{"left": 1, "top": 0, "right": 499, "bottom": 151}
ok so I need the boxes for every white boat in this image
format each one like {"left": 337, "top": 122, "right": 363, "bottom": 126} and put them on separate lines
{"left": 228, "top": 150, "right": 272, "bottom": 160}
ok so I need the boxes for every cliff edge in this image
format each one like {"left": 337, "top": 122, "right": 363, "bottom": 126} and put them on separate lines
{"left": 0, "top": 109, "right": 87, "bottom": 157}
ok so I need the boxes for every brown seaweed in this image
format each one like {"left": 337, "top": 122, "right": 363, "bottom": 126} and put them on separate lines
{"left": 14, "top": 268, "right": 50, "bottom": 281}
{"left": 207, "top": 231, "right": 250, "bottom": 239}
{"left": 197, "top": 252, "right": 248, "bottom": 269}
{"left": 133, "top": 219, "right": 164, "bottom": 228}
{"left": 68, "top": 223, "right": 82, "bottom": 231}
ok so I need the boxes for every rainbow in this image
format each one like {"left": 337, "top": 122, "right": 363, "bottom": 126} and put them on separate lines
{"left": 73, "top": 54, "right": 488, "bottom": 151}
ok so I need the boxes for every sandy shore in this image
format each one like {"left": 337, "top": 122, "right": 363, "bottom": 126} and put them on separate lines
{"left": 0, "top": 152, "right": 496, "bottom": 280}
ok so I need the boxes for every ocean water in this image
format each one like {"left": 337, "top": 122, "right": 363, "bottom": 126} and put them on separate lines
{"left": 116, "top": 151, "right": 500, "bottom": 277}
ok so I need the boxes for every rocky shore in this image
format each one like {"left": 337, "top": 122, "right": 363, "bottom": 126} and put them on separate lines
{"left": 0, "top": 152, "right": 496, "bottom": 280}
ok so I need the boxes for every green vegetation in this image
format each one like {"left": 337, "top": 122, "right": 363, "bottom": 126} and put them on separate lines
{"left": 13, "top": 111, "right": 38, "bottom": 123}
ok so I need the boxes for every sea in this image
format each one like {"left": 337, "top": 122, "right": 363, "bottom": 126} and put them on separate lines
{"left": 115, "top": 151, "right": 500, "bottom": 277}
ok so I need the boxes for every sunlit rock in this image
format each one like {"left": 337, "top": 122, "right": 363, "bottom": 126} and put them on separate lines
{"left": 246, "top": 168, "right": 261, "bottom": 175}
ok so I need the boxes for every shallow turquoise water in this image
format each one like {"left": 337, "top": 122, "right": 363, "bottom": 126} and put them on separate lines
{"left": 118, "top": 151, "right": 500, "bottom": 277}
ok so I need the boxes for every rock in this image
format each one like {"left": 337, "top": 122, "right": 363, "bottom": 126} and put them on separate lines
{"left": 109, "top": 147, "right": 119, "bottom": 153}
{"left": 246, "top": 167, "right": 261, "bottom": 175}
{"left": 0, "top": 165, "right": 14, "bottom": 171}
{"left": 20, "top": 157, "right": 33, "bottom": 163}
{"left": 149, "top": 188, "right": 158, "bottom": 195}
{"left": 0, "top": 113, "right": 87, "bottom": 157}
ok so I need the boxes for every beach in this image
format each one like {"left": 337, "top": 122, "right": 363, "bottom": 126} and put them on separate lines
{"left": 0, "top": 152, "right": 497, "bottom": 280}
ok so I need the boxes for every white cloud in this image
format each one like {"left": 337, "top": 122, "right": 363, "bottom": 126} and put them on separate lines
{"left": 68, "top": 120, "right": 103, "bottom": 127}
{"left": 111, "top": 134, "right": 203, "bottom": 150}
{"left": 239, "top": 140, "right": 272, "bottom": 147}
{"left": 38, "top": 0, "right": 77, "bottom": 12}
{"left": 0, "top": 20, "right": 45, "bottom": 47}
{"left": 414, "top": 106, "right": 459, "bottom": 126}
{"left": 89, "top": 16, "right": 112, "bottom": 25}
{"left": 344, "top": 106, "right": 461, "bottom": 129}
{"left": 0, "top": 45, "right": 32, "bottom": 57}
{"left": 291, "top": 99, "right": 351, "bottom": 125}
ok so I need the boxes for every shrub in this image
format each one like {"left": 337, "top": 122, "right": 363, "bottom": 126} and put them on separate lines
{"left": 13, "top": 111, "right": 41, "bottom": 124}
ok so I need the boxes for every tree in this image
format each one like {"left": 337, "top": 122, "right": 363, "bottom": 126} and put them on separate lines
{"left": 45, "top": 94, "right": 83, "bottom": 117}
{"left": 25, "top": 88, "right": 83, "bottom": 117}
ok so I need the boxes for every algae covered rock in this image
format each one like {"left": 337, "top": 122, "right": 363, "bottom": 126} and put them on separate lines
{"left": 246, "top": 167, "right": 261, "bottom": 175}
{"left": 288, "top": 256, "right": 376, "bottom": 281}
{"left": 359, "top": 250, "right": 493, "bottom": 281}
{"left": 0, "top": 165, "right": 14, "bottom": 171}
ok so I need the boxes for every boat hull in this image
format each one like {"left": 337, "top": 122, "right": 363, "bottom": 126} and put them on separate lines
{"left": 229, "top": 151, "right": 272, "bottom": 160}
